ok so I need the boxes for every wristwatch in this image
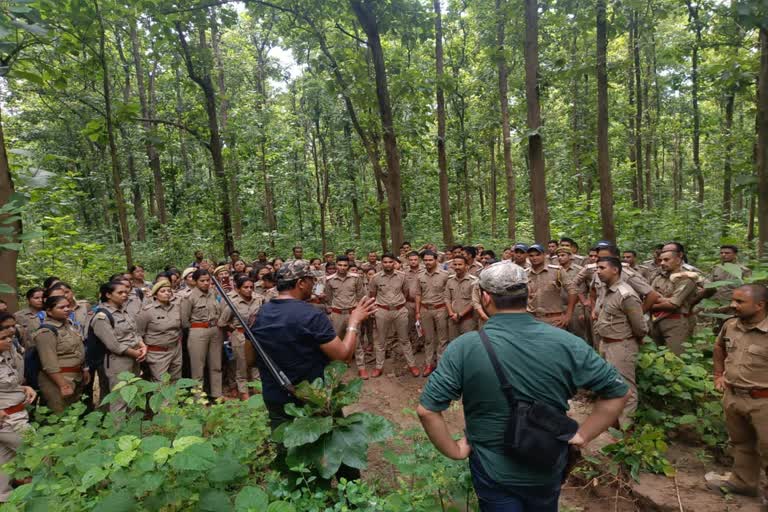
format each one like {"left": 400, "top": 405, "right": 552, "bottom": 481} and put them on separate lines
{"left": 346, "top": 326, "right": 359, "bottom": 333}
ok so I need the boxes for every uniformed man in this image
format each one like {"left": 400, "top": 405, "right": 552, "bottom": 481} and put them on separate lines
{"left": 710, "top": 245, "right": 752, "bottom": 305}
{"left": 621, "top": 250, "right": 641, "bottom": 272}
{"left": 365, "top": 251, "right": 382, "bottom": 273}
{"left": 256, "top": 273, "right": 278, "bottom": 302}
{"left": 512, "top": 243, "right": 529, "bottom": 268}
{"left": 326, "top": 256, "right": 368, "bottom": 379}
{"left": 321, "top": 252, "right": 336, "bottom": 272}
{"left": 547, "top": 240, "right": 559, "bottom": 262}
{"left": 707, "top": 284, "right": 768, "bottom": 500}
{"left": 560, "top": 237, "right": 585, "bottom": 265}
{"left": 415, "top": 250, "right": 449, "bottom": 376}
{"left": 136, "top": 280, "right": 184, "bottom": 383}
{"left": 445, "top": 255, "right": 479, "bottom": 341}
{"left": 369, "top": 253, "right": 419, "bottom": 378}
{"left": 462, "top": 246, "right": 484, "bottom": 277}
{"left": 404, "top": 251, "right": 423, "bottom": 352}
{"left": 595, "top": 257, "right": 649, "bottom": 427}
{"left": 557, "top": 246, "right": 587, "bottom": 338}
{"left": 398, "top": 242, "right": 413, "bottom": 265}
{"left": 526, "top": 244, "right": 567, "bottom": 327}
{"left": 501, "top": 247, "right": 513, "bottom": 261}
{"left": 649, "top": 248, "right": 699, "bottom": 355}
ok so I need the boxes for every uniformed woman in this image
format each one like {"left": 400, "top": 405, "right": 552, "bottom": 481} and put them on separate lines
{"left": 180, "top": 270, "right": 222, "bottom": 399}
{"left": 14, "top": 287, "right": 43, "bottom": 348}
{"left": 33, "top": 295, "right": 89, "bottom": 413}
{"left": 0, "top": 323, "right": 35, "bottom": 502}
{"left": 218, "top": 276, "right": 263, "bottom": 400}
{"left": 90, "top": 281, "right": 147, "bottom": 412}
{"left": 136, "top": 280, "right": 183, "bottom": 382}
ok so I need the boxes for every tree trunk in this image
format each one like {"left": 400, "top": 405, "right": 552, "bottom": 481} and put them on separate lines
{"left": 96, "top": 0, "right": 132, "bottom": 266}
{"left": 685, "top": 0, "right": 705, "bottom": 204}
{"left": 757, "top": 27, "right": 768, "bottom": 256}
{"left": 175, "top": 22, "right": 234, "bottom": 256}
{"left": 631, "top": 10, "right": 645, "bottom": 208}
{"left": 524, "top": 0, "right": 550, "bottom": 242}
{"left": 434, "top": 0, "right": 453, "bottom": 247}
{"left": 490, "top": 137, "right": 498, "bottom": 238}
{"left": 311, "top": 117, "right": 330, "bottom": 254}
{"left": 627, "top": 20, "right": 640, "bottom": 208}
{"left": 350, "top": 0, "right": 404, "bottom": 250}
{"left": 0, "top": 105, "right": 20, "bottom": 311}
{"left": 375, "top": 170, "right": 388, "bottom": 253}
{"left": 596, "top": 0, "right": 616, "bottom": 242}
{"left": 496, "top": 0, "right": 516, "bottom": 240}
{"left": 642, "top": 34, "right": 653, "bottom": 208}
{"left": 723, "top": 90, "right": 735, "bottom": 227}
{"left": 173, "top": 56, "right": 192, "bottom": 184}
{"left": 130, "top": 19, "right": 167, "bottom": 224}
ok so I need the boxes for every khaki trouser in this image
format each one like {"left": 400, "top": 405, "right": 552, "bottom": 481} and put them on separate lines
{"left": 105, "top": 352, "right": 140, "bottom": 412}
{"left": 534, "top": 312, "right": 566, "bottom": 327}
{"left": 568, "top": 303, "right": 589, "bottom": 340}
{"left": 448, "top": 311, "right": 477, "bottom": 342}
{"left": 421, "top": 306, "right": 448, "bottom": 366}
{"left": 330, "top": 312, "right": 365, "bottom": 369}
{"left": 0, "top": 412, "right": 27, "bottom": 503}
{"left": 651, "top": 316, "right": 692, "bottom": 355}
{"left": 600, "top": 338, "right": 638, "bottom": 427}
{"left": 145, "top": 343, "right": 183, "bottom": 383}
{"left": 188, "top": 326, "right": 222, "bottom": 398}
{"left": 406, "top": 302, "right": 423, "bottom": 353}
{"left": 38, "top": 371, "right": 83, "bottom": 413}
{"left": 374, "top": 307, "right": 414, "bottom": 369}
{"left": 228, "top": 331, "right": 251, "bottom": 394}
{"left": 723, "top": 388, "right": 768, "bottom": 495}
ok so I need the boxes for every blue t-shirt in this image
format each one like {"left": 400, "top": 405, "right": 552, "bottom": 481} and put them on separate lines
{"left": 250, "top": 298, "right": 336, "bottom": 405}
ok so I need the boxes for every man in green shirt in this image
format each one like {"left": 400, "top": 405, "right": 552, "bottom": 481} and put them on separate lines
{"left": 417, "top": 261, "right": 628, "bottom": 511}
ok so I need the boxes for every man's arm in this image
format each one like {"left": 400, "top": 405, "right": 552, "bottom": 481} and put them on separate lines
{"left": 416, "top": 405, "right": 471, "bottom": 460}
{"left": 569, "top": 393, "right": 629, "bottom": 447}
{"left": 713, "top": 326, "right": 727, "bottom": 391}
{"left": 318, "top": 297, "right": 377, "bottom": 361}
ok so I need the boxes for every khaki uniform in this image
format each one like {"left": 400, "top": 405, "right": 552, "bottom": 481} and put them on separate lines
{"left": 136, "top": 301, "right": 183, "bottom": 382}
{"left": 71, "top": 299, "right": 91, "bottom": 337}
{"left": 404, "top": 267, "right": 423, "bottom": 351}
{"left": 417, "top": 267, "right": 449, "bottom": 365}
{"left": 718, "top": 316, "right": 768, "bottom": 495}
{"left": 181, "top": 288, "right": 222, "bottom": 398}
{"left": 527, "top": 264, "right": 566, "bottom": 326}
{"left": 218, "top": 294, "right": 263, "bottom": 394}
{"left": 593, "top": 264, "right": 653, "bottom": 310}
{"left": 124, "top": 288, "right": 146, "bottom": 319}
{"left": 711, "top": 263, "right": 752, "bottom": 303}
{"left": 650, "top": 270, "right": 698, "bottom": 355}
{"left": 641, "top": 259, "right": 661, "bottom": 283}
{"left": 0, "top": 345, "right": 28, "bottom": 502}
{"left": 33, "top": 319, "right": 85, "bottom": 413}
{"left": 369, "top": 270, "right": 415, "bottom": 370}
{"left": 255, "top": 284, "right": 278, "bottom": 303}
{"left": 90, "top": 303, "right": 141, "bottom": 412}
{"left": 594, "top": 282, "right": 648, "bottom": 426}
{"left": 14, "top": 308, "right": 40, "bottom": 349}
{"left": 560, "top": 263, "right": 587, "bottom": 338}
{"left": 445, "top": 273, "right": 479, "bottom": 341}
{"left": 326, "top": 272, "right": 366, "bottom": 369}
{"left": 468, "top": 261, "right": 484, "bottom": 277}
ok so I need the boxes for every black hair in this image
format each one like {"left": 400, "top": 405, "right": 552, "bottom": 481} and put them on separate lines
{"left": 109, "top": 273, "right": 127, "bottom": 282}
{"left": 622, "top": 250, "right": 637, "bottom": 257}
{"left": 589, "top": 247, "right": 599, "bottom": 254}
{"left": 100, "top": 281, "right": 126, "bottom": 303}
{"left": 368, "top": 250, "right": 378, "bottom": 256}
{"left": 462, "top": 246, "right": 477, "bottom": 258}
{"left": 44, "top": 282, "right": 72, "bottom": 299}
{"left": 248, "top": 269, "right": 261, "bottom": 280}
{"left": 344, "top": 249, "right": 355, "bottom": 255}
{"left": 548, "top": 240, "right": 558, "bottom": 245}
{"left": 597, "top": 256, "right": 623, "bottom": 274}
{"left": 309, "top": 258, "right": 321, "bottom": 265}
{"left": 292, "top": 246, "right": 303, "bottom": 252}
{"left": 261, "top": 272, "right": 276, "bottom": 284}
{"left": 488, "top": 289, "right": 528, "bottom": 310}
{"left": 128, "top": 265, "right": 144, "bottom": 273}
{"left": 0, "top": 312, "right": 13, "bottom": 326}
{"left": 452, "top": 254, "right": 468, "bottom": 264}
{"left": 406, "top": 251, "right": 419, "bottom": 258}
{"left": 25, "top": 287, "right": 44, "bottom": 300}
{"left": 597, "top": 245, "right": 620, "bottom": 257}
{"left": 44, "top": 295, "right": 70, "bottom": 311}
{"left": 336, "top": 255, "right": 350, "bottom": 263}
{"left": 422, "top": 250, "right": 437, "bottom": 259}
{"left": 450, "top": 245, "right": 463, "bottom": 252}
{"left": 381, "top": 252, "right": 397, "bottom": 261}
{"left": 230, "top": 249, "right": 240, "bottom": 256}
{"left": 235, "top": 275, "right": 254, "bottom": 289}
{"left": 559, "top": 237, "right": 576, "bottom": 246}
{"left": 192, "top": 269, "right": 210, "bottom": 281}
{"left": 720, "top": 245, "right": 739, "bottom": 253}
{"left": 739, "top": 284, "right": 768, "bottom": 304}
{"left": 481, "top": 250, "right": 496, "bottom": 259}
{"left": 43, "top": 276, "right": 61, "bottom": 289}
{"left": 400, "top": 241, "right": 411, "bottom": 248}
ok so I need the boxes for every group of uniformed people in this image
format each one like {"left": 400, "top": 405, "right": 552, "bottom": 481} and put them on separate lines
{"left": 0, "top": 237, "right": 765, "bottom": 503}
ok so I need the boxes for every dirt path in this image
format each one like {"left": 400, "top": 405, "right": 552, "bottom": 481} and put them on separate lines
{"left": 346, "top": 357, "right": 765, "bottom": 512}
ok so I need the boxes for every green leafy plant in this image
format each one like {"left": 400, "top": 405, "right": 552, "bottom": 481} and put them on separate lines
{"left": 601, "top": 425, "right": 675, "bottom": 481}
{"left": 272, "top": 361, "right": 394, "bottom": 480}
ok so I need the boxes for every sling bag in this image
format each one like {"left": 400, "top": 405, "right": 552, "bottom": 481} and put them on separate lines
{"left": 477, "top": 329, "right": 579, "bottom": 471}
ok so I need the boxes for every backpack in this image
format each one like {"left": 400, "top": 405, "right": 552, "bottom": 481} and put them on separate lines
{"left": 24, "top": 323, "right": 59, "bottom": 390}
{"left": 85, "top": 308, "right": 115, "bottom": 370}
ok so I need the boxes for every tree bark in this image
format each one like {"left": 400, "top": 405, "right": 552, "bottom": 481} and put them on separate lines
{"left": 631, "top": 11, "right": 645, "bottom": 208}
{"left": 524, "top": 0, "right": 550, "bottom": 242}
{"left": 685, "top": 0, "right": 705, "bottom": 204}
{"left": 490, "top": 137, "right": 498, "bottom": 238}
{"left": 0, "top": 104, "right": 20, "bottom": 311}
{"left": 434, "top": 0, "right": 453, "bottom": 247}
{"left": 723, "top": 90, "right": 735, "bottom": 227}
{"left": 496, "top": 0, "right": 516, "bottom": 240}
{"left": 757, "top": 27, "right": 768, "bottom": 256}
{"left": 596, "top": 0, "right": 615, "bottom": 242}
{"left": 350, "top": 0, "right": 404, "bottom": 250}
{"left": 96, "top": 0, "right": 132, "bottom": 266}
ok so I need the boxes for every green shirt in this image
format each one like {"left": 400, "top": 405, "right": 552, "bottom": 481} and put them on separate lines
{"left": 420, "top": 313, "right": 628, "bottom": 487}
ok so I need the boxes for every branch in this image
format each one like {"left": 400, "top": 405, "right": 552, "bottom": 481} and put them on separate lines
{"left": 335, "top": 22, "right": 368, "bottom": 45}
{"left": 133, "top": 117, "right": 210, "bottom": 148}
{"left": 159, "top": 0, "right": 234, "bottom": 14}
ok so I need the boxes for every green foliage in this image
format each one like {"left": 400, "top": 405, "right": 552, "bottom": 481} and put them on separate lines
{"left": 601, "top": 425, "right": 675, "bottom": 482}
{"left": 272, "top": 361, "right": 394, "bottom": 480}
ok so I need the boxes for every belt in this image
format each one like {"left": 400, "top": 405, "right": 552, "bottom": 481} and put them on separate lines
{"left": 190, "top": 321, "right": 214, "bottom": 328}
{"left": 330, "top": 307, "right": 354, "bottom": 314}
{"left": 728, "top": 386, "right": 768, "bottom": 399}
{"left": 59, "top": 365, "right": 82, "bottom": 373}
{"left": 422, "top": 303, "right": 446, "bottom": 310}
{"left": 3, "top": 402, "right": 25, "bottom": 415}
{"left": 377, "top": 303, "right": 405, "bottom": 311}
{"left": 602, "top": 337, "right": 629, "bottom": 344}
{"left": 146, "top": 345, "right": 171, "bottom": 352}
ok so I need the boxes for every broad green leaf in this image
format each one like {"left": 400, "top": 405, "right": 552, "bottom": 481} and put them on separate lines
{"left": 198, "top": 489, "right": 231, "bottom": 511}
{"left": 169, "top": 442, "right": 216, "bottom": 471}
{"left": 94, "top": 490, "right": 136, "bottom": 512}
{"left": 80, "top": 466, "right": 108, "bottom": 490}
{"left": 208, "top": 455, "right": 246, "bottom": 483}
{"left": 235, "top": 487, "right": 268, "bottom": 511}
{"left": 266, "top": 501, "right": 296, "bottom": 512}
{"left": 119, "top": 385, "right": 137, "bottom": 404}
{"left": 282, "top": 416, "right": 333, "bottom": 448}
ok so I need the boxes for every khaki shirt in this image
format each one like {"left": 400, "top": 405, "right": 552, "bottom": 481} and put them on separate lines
{"left": 651, "top": 270, "right": 698, "bottom": 315}
{"left": 124, "top": 289, "right": 145, "bottom": 319}
{"left": 91, "top": 303, "right": 141, "bottom": 356}
{"left": 180, "top": 287, "right": 221, "bottom": 327}
{"left": 136, "top": 301, "right": 182, "bottom": 347}
{"left": 33, "top": 319, "right": 84, "bottom": 375}
{"left": 527, "top": 265, "right": 565, "bottom": 315}
{"left": 710, "top": 263, "right": 752, "bottom": 302}
{"left": 567, "top": 263, "right": 597, "bottom": 296}
{"left": 445, "top": 273, "right": 478, "bottom": 314}
{"left": 559, "top": 263, "right": 583, "bottom": 304}
{"left": 14, "top": 308, "right": 39, "bottom": 348}
{"left": 369, "top": 270, "right": 408, "bottom": 307}
{"left": 0, "top": 345, "right": 25, "bottom": 410}
{"left": 720, "top": 316, "right": 768, "bottom": 389}
{"left": 218, "top": 293, "right": 264, "bottom": 330}
{"left": 593, "top": 264, "right": 653, "bottom": 310}
{"left": 364, "top": 261, "right": 383, "bottom": 273}
{"left": 326, "top": 272, "right": 365, "bottom": 310}
{"left": 417, "top": 268, "right": 449, "bottom": 306}
{"left": 594, "top": 282, "right": 648, "bottom": 340}
{"left": 404, "top": 267, "right": 422, "bottom": 303}
{"left": 468, "top": 261, "right": 484, "bottom": 277}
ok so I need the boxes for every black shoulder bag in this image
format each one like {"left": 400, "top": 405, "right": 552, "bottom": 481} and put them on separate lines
{"left": 477, "top": 329, "right": 579, "bottom": 471}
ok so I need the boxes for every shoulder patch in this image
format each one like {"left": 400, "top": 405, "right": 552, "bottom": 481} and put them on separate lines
{"left": 586, "top": 263, "right": 597, "bottom": 269}
{"left": 547, "top": 264, "right": 561, "bottom": 269}
{"left": 670, "top": 271, "right": 699, "bottom": 282}
{"left": 95, "top": 312, "right": 107, "bottom": 320}
{"left": 616, "top": 282, "right": 635, "bottom": 298}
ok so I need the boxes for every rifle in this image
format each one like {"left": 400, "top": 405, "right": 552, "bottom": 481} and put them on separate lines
{"left": 210, "top": 274, "right": 295, "bottom": 395}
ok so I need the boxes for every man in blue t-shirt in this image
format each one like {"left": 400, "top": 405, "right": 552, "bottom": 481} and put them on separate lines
{"left": 250, "top": 260, "right": 376, "bottom": 484}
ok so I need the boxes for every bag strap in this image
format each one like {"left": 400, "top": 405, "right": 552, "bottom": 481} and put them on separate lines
{"left": 477, "top": 329, "right": 518, "bottom": 406}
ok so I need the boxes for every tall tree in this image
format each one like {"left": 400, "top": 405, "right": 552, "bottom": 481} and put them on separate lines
{"left": 596, "top": 0, "right": 615, "bottom": 241}
{"left": 684, "top": 0, "right": 705, "bottom": 204}
{"left": 434, "top": 0, "right": 453, "bottom": 247}
{"left": 758, "top": 26, "right": 768, "bottom": 256}
{"left": 496, "top": 0, "right": 516, "bottom": 240}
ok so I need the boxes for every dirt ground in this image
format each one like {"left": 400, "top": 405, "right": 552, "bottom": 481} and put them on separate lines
{"left": 345, "top": 353, "right": 766, "bottom": 512}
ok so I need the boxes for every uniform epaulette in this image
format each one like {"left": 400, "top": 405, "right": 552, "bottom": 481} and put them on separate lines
{"left": 468, "top": 273, "right": 479, "bottom": 281}
{"left": 670, "top": 271, "right": 699, "bottom": 282}
{"left": 585, "top": 263, "right": 597, "bottom": 269}
{"left": 94, "top": 311, "right": 108, "bottom": 320}
{"left": 141, "top": 303, "right": 154, "bottom": 311}
{"left": 572, "top": 263, "right": 584, "bottom": 270}
{"left": 547, "top": 264, "right": 561, "bottom": 269}
{"left": 76, "top": 299, "right": 90, "bottom": 306}
{"left": 616, "top": 282, "right": 635, "bottom": 298}
{"left": 682, "top": 263, "right": 703, "bottom": 274}
{"left": 448, "top": 273, "right": 457, "bottom": 278}
{"left": 327, "top": 273, "right": 338, "bottom": 280}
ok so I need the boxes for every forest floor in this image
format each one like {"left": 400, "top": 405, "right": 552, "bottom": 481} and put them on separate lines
{"left": 344, "top": 352, "right": 765, "bottom": 512}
